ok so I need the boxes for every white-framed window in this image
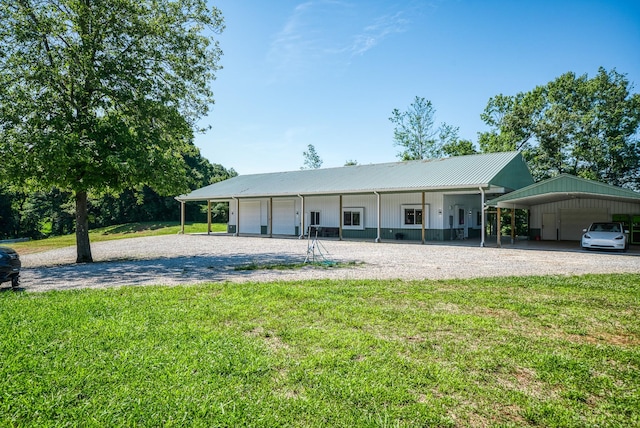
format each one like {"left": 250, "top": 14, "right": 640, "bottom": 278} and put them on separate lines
{"left": 402, "top": 204, "right": 429, "bottom": 228}
{"left": 309, "top": 211, "right": 320, "bottom": 226}
{"left": 342, "top": 207, "right": 364, "bottom": 230}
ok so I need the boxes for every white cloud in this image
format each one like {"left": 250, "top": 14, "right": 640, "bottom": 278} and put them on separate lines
{"left": 267, "top": 1, "right": 412, "bottom": 81}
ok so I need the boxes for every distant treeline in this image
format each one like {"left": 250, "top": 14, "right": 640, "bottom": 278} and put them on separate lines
{"left": 0, "top": 152, "right": 236, "bottom": 240}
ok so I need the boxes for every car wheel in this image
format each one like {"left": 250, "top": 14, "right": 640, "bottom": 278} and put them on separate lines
{"left": 11, "top": 275, "right": 19, "bottom": 289}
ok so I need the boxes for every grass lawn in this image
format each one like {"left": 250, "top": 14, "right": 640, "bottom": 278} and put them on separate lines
{"left": 8, "top": 222, "right": 226, "bottom": 255}
{"left": 1, "top": 274, "right": 638, "bottom": 426}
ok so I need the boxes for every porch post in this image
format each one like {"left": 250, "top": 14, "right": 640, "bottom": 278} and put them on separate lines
{"left": 375, "top": 191, "right": 381, "bottom": 243}
{"left": 269, "top": 197, "right": 273, "bottom": 238}
{"left": 234, "top": 197, "right": 239, "bottom": 236}
{"left": 207, "top": 200, "right": 212, "bottom": 235}
{"left": 421, "top": 191, "right": 426, "bottom": 244}
{"left": 339, "top": 195, "right": 343, "bottom": 241}
{"left": 180, "top": 200, "right": 185, "bottom": 234}
{"left": 479, "top": 187, "right": 486, "bottom": 247}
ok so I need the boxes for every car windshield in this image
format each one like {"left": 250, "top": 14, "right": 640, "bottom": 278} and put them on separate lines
{"left": 589, "top": 223, "right": 620, "bottom": 233}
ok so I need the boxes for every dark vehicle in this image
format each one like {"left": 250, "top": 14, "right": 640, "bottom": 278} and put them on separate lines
{"left": 0, "top": 246, "right": 21, "bottom": 289}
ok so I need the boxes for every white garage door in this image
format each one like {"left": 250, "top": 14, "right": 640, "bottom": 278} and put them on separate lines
{"left": 239, "top": 201, "right": 261, "bottom": 234}
{"left": 272, "top": 200, "right": 296, "bottom": 235}
{"left": 559, "top": 208, "right": 608, "bottom": 240}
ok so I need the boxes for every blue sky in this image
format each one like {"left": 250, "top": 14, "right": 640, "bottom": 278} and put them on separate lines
{"left": 196, "top": 0, "right": 640, "bottom": 175}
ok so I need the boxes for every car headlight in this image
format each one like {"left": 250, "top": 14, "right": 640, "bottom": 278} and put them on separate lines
{"left": 614, "top": 235, "right": 624, "bottom": 240}
{"left": 583, "top": 234, "right": 591, "bottom": 239}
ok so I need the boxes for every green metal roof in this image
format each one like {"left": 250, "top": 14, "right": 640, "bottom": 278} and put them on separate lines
{"left": 177, "top": 151, "right": 534, "bottom": 201}
{"left": 487, "top": 174, "right": 640, "bottom": 207}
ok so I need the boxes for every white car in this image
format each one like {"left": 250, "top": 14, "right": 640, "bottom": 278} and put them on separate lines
{"left": 581, "top": 222, "right": 629, "bottom": 252}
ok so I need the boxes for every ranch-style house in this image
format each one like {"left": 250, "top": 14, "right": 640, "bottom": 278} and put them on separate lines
{"left": 176, "top": 151, "right": 640, "bottom": 246}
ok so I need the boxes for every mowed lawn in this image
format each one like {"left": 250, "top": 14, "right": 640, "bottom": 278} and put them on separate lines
{"left": 1, "top": 274, "right": 638, "bottom": 427}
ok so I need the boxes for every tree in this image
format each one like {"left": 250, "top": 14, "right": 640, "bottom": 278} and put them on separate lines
{"left": 389, "top": 97, "right": 459, "bottom": 160}
{"left": 0, "top": 0, "right": 224, "bottom": 262}
{"left": 302, "top": 144, "right": 323, "bottom": 169}
{"left": 479, "top": 68, "right": 640, "bottom": 188}
{"left": 441, "top": 139, "right": 477, "bottom": 157}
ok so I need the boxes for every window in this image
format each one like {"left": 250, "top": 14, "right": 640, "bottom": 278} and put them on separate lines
{"left": 401, "top": 204, "right": 429, "bottom": 228}
{"left": 310, "top": 211, "right": 320, "bottom": 226}
{"left": 458, "top": 208, "right": 465, "bottom": 225}
{"left": 343, "top": 208, "right": 364, "bottom": 230}
{"left": 404, "top": 208, "right": 423, "bottom": 225}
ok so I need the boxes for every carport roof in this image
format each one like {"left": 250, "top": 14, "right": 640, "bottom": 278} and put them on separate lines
{"left": 487, "top": 174, "right": 640, "bottom": 208}
{"left": 176, "top": 151, "right": 534, "bottom": 201}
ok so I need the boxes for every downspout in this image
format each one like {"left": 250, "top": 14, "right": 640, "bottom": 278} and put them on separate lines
{"left": 232, "top": 197, "right": 239, "bottom": 236}
{"left": 479, "top": 187, "right": 485, "bottom": 247}
{"left": 374, "top": 191, "right": 381, "bottom": 243}
{"left": 298, "top": 195, "right": 305, "bottom": 239}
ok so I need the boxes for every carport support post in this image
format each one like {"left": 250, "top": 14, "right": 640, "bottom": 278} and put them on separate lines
{"left": 497, "top": 207, "right": 502, "bottom": 248}
{"left": 180, "top": 201, "right": 185, "bottom": 234}
{"left": 207, "top": 200, "right": 212, "bottom": 235}
{"left": 511, "top": 205, "right": 516, "bottom": 244}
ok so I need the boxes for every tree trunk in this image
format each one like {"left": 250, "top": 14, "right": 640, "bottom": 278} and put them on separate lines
{"left": 75, "top": 190, "right": 93, "bottom": 263}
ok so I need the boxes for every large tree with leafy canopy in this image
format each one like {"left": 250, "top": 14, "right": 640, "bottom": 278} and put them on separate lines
{"left": 479, "top": 68, "right": 640, "bottom": 189}
{"left": 0, "top": 0, "right": 224, "bottom": 262}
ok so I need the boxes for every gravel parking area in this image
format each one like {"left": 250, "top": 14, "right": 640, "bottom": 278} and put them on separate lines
{"left": 13, "top": 234, "right": 640, "bottom": 292}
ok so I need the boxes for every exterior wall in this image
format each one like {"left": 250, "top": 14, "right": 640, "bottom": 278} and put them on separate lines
{"left": 529, "top": 198, "right": 640, "bottom": 241}
{"left": 226, "top": 191, "right": 487, "bottom": 241}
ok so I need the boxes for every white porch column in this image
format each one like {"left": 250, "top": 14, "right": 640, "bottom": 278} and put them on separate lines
{"left": 479, "top": 187, "right": 485, "bottom": 247}
{"left": 180, "top": 200, "right": 185, "bottom": 234}
{"left": 374, "top": 191, "right": 381, "bottom": 243}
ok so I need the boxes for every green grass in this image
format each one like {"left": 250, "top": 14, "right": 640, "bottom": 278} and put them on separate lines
{"left": 1, "top": 274, "right": 638, "bottom": 427}
{"left": 8, "top": 222, "right": 226, "bottom": 255}
{"left": 234, "top": 261, "right": 361, "bottom": 271}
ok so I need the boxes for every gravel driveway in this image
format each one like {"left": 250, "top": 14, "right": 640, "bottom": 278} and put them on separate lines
{"left": 14, "top": 234, "right": 640, "bottom": 292}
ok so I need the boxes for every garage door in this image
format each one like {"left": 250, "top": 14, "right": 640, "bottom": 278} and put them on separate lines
{"left": 272, "top": 200, "right": 296, "bottom": 235}
{"left": 559, "top": 208, "right": 608, "bottom": 240}
{"left": 239, "top": 201, "right": 261, "bottom": 234}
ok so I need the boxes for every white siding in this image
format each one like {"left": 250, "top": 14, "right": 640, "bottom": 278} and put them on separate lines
{"left": 304, "top": 196, "right": 341, "bottom": 227}
{"left": 530, "top": 199, "right": 640, "bottom": 230}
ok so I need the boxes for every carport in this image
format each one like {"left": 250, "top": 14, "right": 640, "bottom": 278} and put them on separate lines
{"left": 487, "top": 174, "right": 640, "bottom": 247}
